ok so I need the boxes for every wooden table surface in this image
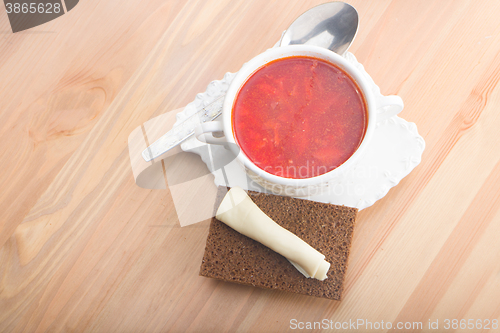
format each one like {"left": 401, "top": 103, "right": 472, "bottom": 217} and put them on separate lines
{"left": 2, "top": 0, "right": 500, "bottom": 332}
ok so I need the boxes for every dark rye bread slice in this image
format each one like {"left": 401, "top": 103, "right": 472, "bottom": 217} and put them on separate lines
{"left": 199, "top": 187, "right": 358, "bottom": 300}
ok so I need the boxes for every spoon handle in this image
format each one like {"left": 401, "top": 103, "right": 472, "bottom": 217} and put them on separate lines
{"left": 141, "top": 95, "right": 224, "bottom": 162}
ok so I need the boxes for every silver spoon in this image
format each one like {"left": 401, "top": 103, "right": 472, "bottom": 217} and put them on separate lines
{"left": 280, "top": 1, "right": 358, "bottom": 55}
{"left": 142, "top": 2, "right": 359, "bottom": 162}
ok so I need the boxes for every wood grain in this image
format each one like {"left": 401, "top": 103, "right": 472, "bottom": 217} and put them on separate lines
{"left": 1, "top": 0, "right": 500, "bottom": 332}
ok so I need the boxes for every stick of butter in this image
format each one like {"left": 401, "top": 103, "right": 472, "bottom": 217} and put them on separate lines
{"left": 216, "top": 187, "right": 330, "bottom": 281}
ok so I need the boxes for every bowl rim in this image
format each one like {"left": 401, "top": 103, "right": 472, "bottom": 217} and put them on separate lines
{"left": 222, "top": 45, "right": 377, "bottom": 187}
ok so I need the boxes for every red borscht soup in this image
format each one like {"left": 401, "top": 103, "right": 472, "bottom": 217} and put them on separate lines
{"left": 232, "top": 56, "right": 367, "bottom": 179}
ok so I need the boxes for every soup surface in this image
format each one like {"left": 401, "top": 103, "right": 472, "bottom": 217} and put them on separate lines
{"left": 232, "top": 56, "right": 367, "bottom": 179}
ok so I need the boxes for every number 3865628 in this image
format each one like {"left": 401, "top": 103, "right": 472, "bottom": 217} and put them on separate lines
{"left": 5, "top": 2, "right": 62, "bottom": 14}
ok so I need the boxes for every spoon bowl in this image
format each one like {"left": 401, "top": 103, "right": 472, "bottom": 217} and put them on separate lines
{"left": 280, "top": 2, "right": 358, "bottom": 55}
